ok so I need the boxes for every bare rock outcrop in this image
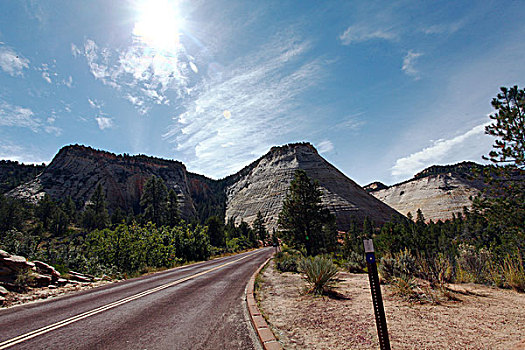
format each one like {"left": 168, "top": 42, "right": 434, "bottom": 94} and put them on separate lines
{"left": 224, "top": 143, "right": 401, "bottom": 231}
{"left": 369, "top": 162, "right": 487, "bottom": 221}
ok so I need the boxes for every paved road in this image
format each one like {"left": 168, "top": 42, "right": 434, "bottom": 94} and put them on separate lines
{"left": 0, "top": 248, "right": 274, "bottom": 350}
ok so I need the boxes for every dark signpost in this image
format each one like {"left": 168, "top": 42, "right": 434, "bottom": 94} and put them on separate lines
{"left": 364, "top": 239, "right": 391, "bottom": 350}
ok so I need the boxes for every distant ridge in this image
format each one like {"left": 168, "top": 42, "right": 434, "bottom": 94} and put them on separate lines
{"left": 7, "top": 142, "right": 400, "bottom": 231}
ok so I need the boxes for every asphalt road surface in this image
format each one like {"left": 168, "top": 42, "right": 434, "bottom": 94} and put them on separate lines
{"left": 0, "top": 247, "right": 274, "bottom": 350}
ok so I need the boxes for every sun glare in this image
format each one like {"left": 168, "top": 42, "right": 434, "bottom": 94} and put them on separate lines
{"left": 133, "top": 0, "right": 184, "bottom": 52}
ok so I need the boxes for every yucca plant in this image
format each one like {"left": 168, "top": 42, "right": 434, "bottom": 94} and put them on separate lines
{"left": 299, "top": 256, "right": 339, "bottom": 295}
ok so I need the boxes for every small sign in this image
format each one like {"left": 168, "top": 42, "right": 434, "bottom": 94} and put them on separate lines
{"left": 364, "top": 239, "right": 374, "bottom": 253}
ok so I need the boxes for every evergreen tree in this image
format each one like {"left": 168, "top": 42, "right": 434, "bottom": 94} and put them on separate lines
{"left": 140, "top": 176, "right": 168, "bottom": 227}
{"left": 277, "top": 169, "right": 337, "bottom": 255}
{"left": 82, "top": 183, "right": 109, "bottom": 230}
{"left": 475, "top": 85, "right": 525, "bottom": 252}
{"left": 205, "top": 215, "right": 225, "bottom": 247}
{"left": 253, "top": 211, "right": 268, "bottom": 244}
{"left": 166, "top": 189, "right": 180, "bottom": 227}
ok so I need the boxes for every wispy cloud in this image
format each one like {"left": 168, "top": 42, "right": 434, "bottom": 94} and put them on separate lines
{"left": 88, "top": 98, "right": 114, "bottom": 130}
{"left": 336, "top": 112, "right": 365, "bottom": 131}
{"left": 422, "top": 20, "right": 465, "bottom": 35}
{"left": 0, "top": 45, "right": 29, "bottom": 77}
{"left": 163, "top": 35, "right": 324, "bottom": 177}
{"left": 391, "top": 122, "right": 491, "bottom": 178}
{"left": 339, "top": 24, "right": 398, "bottom": 45}
{"left": 317, "top": 140, "right": 334, "bottom": 154}
{"left": 402, "top": 50, "right": 423, "bottom": 79}
{"left": 0, "top": 101, "right": 40, "bottom": 131}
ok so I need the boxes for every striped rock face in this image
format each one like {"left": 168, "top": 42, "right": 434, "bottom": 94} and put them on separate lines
{"left": 224, "top": 143, "right": 401, "bottom": 231}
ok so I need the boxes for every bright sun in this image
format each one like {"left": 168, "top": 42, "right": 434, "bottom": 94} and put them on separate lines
{"left": 133, "top": 0, "right": 184, "bottom": 52}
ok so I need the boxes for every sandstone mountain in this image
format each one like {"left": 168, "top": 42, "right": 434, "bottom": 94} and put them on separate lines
{"left": 8, "top": 145, "right": 198, "bottom": 221}
{"left": 9, "top": 143, "right": 400, "bottom": 230}
{"left": 223, "top": 143, "right": 400, "bottom": 231}
{"left": 366, "top": 162, "right": 487, "bottom": 221}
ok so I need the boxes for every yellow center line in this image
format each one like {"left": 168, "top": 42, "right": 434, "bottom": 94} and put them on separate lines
{"left": 0, "top": 250, "right": 259, "bottom": 349}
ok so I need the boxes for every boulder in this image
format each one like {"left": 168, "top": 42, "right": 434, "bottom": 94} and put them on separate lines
{"left": 1, "top": 255, "right": 35, "bottom": 271}
{"left": 34, "top": 260, "right": 61, "bottom": 280}
{"left": 0, "top": 286, "right": 8, "bottom": 296}
{"left": 0, "top": 249, "right": 10, "bottom": 258}
{"left": 32, "top": 274, "right": 52, "bottom": 287}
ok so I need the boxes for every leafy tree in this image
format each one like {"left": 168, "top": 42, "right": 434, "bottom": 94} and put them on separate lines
{"left": 140, "top": 176, "right": 168, "bottom": 227}
{"left": 278, "top": 169, "right": 337, "bottom": 255}
{"left": 253, "top": 211, "right": 268, "bottom": 244}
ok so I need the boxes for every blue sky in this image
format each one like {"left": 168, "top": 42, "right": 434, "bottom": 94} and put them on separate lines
{"left": 0, "top": 0, "right": 524, "bottom": 186}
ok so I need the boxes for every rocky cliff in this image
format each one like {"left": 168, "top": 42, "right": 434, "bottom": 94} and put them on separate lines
{"left": 0, "top": 160, "right": 45, "bottom": 194}
{"left": 368, "top": 162, "right": 486, "bottom": 221}
{"left": 8, "top": 145, "right": 198, "bottom": 221}
{"left": 223, "top": 143, "right": 401, "bottom": 231}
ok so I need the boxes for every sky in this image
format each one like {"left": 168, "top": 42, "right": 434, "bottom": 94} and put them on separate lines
{"left": 0, "top": 0, "right": 524, "bottom": 186}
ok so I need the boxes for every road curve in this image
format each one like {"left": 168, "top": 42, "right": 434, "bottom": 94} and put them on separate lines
{"left": 0, "top": 247, "right": 274, "bottom": 350}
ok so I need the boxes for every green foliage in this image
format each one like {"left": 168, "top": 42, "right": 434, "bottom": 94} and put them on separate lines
{"left": 166, "top": 189, "right": 180, "bottom": 227}
{"left": 503, "top": 253, "right": 525, "bottom": 292}
{"left": 82, "top": 184, "right": 109, "bottom": 231}
{"left": 140, "top": 176, "right": 168, "bottom": 227}
{"left": 274, "top": 248, "right": 303, "bottom": 273}
{"left": 379, "top": 248, "right": 417, "bottom": 283}
{"left": 253, "top": 211, "right": 268, "bottom": 244}
{"left": 0, "top": 160, "right": 45, "bottom": 194}
{"left": 299, "top": 255, "right": 339, "bottom": 295}
{"left": 484, "top": 85, "right": 524, "bottom": 168}
{"left": 278, "top": 169, "right": 337, "bottom": 256}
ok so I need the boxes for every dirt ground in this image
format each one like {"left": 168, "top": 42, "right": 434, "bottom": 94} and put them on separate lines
{"left": 256, "top": 260, "right": 525, "bottom": 350}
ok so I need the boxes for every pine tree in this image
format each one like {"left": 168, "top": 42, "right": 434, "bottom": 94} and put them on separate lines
{"left": 277, "top": 169, "right": 337, "bottom": 255}
{"left": 82, "top": 183, "right": 109, "bottom": 230}
{"left": 140, "top": 176, "right": 168, "bottom": 227}
{"left": 166, "top": 189, "right": 180, "bottom": 227}
{"left": 206, "top": 215, "right": 225, "bottom": 247}
{"left": 253, "top": 211, "right": 268, "bottom": 244}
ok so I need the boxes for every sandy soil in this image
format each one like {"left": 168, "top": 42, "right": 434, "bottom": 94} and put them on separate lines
{"left": 257, "top": 260, "right": 525, "bottom": 350}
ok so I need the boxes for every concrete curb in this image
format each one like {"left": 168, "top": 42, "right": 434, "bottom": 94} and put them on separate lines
{"left": 246, "top": 255, "right": 283, "bottom": 350}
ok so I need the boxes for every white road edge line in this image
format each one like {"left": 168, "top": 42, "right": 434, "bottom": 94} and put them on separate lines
{"left": 0, "top": 250, "right": 260, "bottom": 349}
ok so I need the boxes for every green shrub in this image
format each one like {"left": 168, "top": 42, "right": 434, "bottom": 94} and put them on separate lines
{"left": 379, "top": 248, "right": 416, "bottom": 282}
{"left": 456, "top": 244, "right": 491, "bottom": 283}
{"left": 503, "top": 254, "right": 525, "bottom": 292}
{"left": 344, "top": 251, "right": 366, "bottom": 273}
{"left": 299, "top": 256, "right": 339, "bottom": 295}
{"left": 416, "top": 253, "right": 453, "bottom": 288}
{"left": 274, "top": 251, "right": 301, "bottom": 273}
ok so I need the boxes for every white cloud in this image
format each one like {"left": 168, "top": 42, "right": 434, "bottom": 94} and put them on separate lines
{"left": 402, "top": 50, "right": 423, "bottom": 79}
{"left": 0, "top": 141, "right": 48, "bottom": 164}
{"left": 44, "top": 125, "right": 62, "bottom": 136}
{"left": 339, "top": 24, "right": 397, "bottom": 45}
{"left": 336, "top": 112, "right": 365, "bottom": 130}
{"left": 95, "top": 117, "right": 113, "bottom": 130}
{"left": 163, "top": 35, "right": 324, "bottom": 177}
{"left": 0, "top": 101, "right": 40, "bottom": 132}
{"left": 76, "top": 34, "right": 194, "bottom": 112}
{"left": 422, "top": 20, "right": 466, "bottom": 35}
{"left": 63, "top": 75, "right": 73, "bottom": 88}
{"left": 317, "top": 140, "right": 334, "bottom": 154}
{"left": 391, "top": 123, "right": 491, "bottom": 178}
{"left": 42, "top": 71, "right": 52, "bottom": 83}
{"left": 71, "top": 43, "right": 81, "bottom": 57}
{"left": 0, "top": 46, "right": 29, "bottom": 77}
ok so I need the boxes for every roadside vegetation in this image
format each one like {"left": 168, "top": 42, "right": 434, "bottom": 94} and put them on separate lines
{"left": 0, "top": 176, "right": 268, "bottom": 281}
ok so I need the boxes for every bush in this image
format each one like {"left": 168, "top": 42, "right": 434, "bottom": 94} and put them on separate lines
{"left": 416, "top": 252, "right": 453, "bottom": 288}
{"left": 299, "top": 256, "right": 339, "bottom": 295}
{"left": 274, "top": 251, "right": 302, "bottom": 273}
{"left": 379, "top": 248, "right": 416, "bottom": 283}
{"left": 344, "top": 251, "right": 366, "bottom": 273}
{"left": 503, "top": 254, "right": 525, "bottom": 292}
{"left": 456, "top": 244, "right": 491, "bottom": 283}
